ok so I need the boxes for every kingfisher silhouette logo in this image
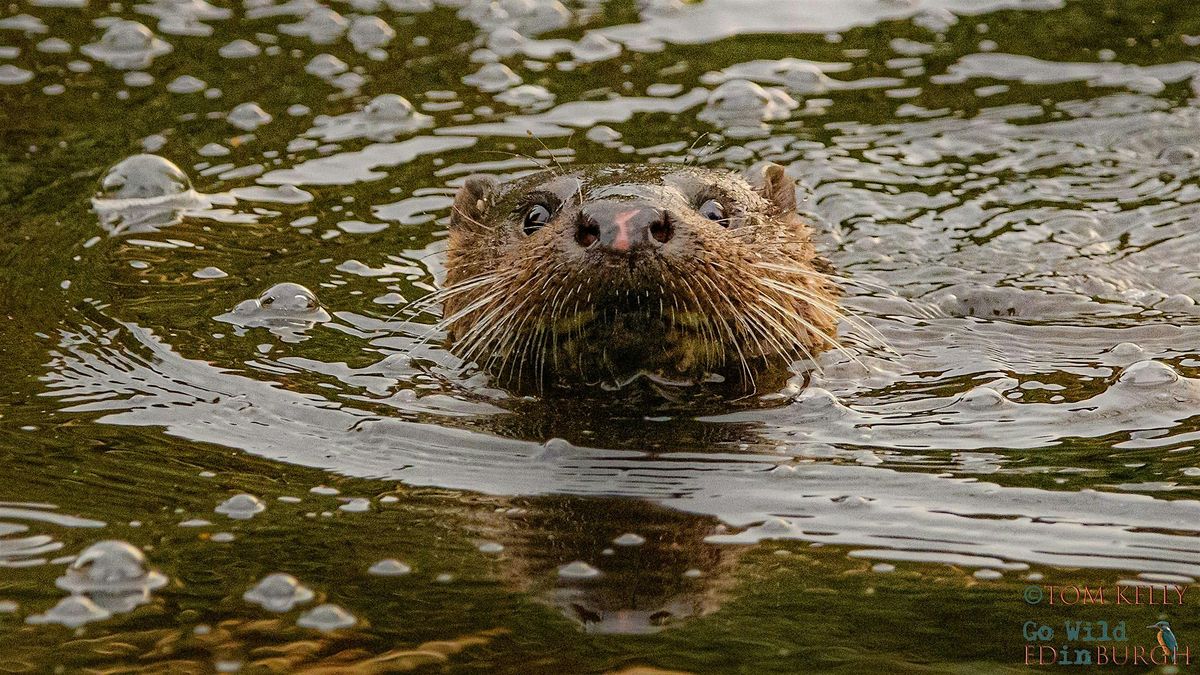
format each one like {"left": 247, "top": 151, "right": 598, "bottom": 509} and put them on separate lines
{"left": 1150, "top": 621, "right": 1178, "bottom": 662}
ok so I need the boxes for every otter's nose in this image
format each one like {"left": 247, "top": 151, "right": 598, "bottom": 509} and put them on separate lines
{"left": 576, "top": 202, "right": 672, "bottom": 253}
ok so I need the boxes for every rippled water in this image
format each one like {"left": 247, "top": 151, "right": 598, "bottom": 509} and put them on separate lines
{"left": 4, "top": 0, "right": 1200, "bottom": 670}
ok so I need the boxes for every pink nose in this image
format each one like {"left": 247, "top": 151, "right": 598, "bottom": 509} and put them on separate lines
{"left": 576, "top": 203, "right": 672, "bottom": 253}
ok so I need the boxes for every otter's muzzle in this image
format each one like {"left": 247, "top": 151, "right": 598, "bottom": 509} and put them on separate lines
{"left": 576, "top": 201, "right": 673, "bottom": 254}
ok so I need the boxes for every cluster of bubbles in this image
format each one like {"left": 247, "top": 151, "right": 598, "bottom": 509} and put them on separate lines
{"left": 27, "top": 541, "right": 167, "bottom": 628}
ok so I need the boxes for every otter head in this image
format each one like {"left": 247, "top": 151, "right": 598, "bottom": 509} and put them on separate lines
{"left": 440, "top": 163, "right": 839, "bottom": 391}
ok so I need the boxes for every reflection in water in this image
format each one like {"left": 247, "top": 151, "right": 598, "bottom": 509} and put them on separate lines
{"left": 480, "top": 497, "right": 737, "bottom": 634}
{"left": 5, "top": 0, "right": 1200, "bottom": 669}
{"left": 41, "top": 318, "right": 1200, "bottom": 579}
{"left": 0, "top": 503, "right": 104, "bottom": 568}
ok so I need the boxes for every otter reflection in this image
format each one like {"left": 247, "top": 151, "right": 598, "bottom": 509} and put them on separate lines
{"left": 474, "top": 495, "right": 740, "bottom": 634}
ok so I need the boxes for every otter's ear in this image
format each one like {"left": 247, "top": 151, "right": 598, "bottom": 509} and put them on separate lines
{"left": 450, "top": 175, "right": 498, "bottom": 231}
{"left": 745, "top": 162, "right": 797, "bottom": 214}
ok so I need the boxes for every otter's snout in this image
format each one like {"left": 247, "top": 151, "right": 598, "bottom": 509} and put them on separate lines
{"left": 575, "top": 202, "right": 672, "bottom": 253}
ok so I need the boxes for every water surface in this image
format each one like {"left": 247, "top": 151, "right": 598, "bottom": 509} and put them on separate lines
{"left": 3, "top": 0, "right": 1200, "bottom": 671}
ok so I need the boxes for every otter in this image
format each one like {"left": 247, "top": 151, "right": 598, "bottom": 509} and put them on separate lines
{"left": 436, "top": 162, "right": 840, "bottom": 391}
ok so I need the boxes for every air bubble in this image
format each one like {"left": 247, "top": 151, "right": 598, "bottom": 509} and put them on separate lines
{"left": 486, "top": 27, "right": 526, "bottom": 57}
{"left": 305, "top": 53, "right": 348, "bottom": 78}
{"left": 218, "top": 39, "right": 260, "bottom": 59}
{"left": 81, "top": 20, "right": 172, "bottom": 69}
{"left": 586, "top": 125, "right": 621, "bottom": 144}
{"left": 215, "top": 494, "right": 266, "bottom": 520}
{"left": 280, "top": 7, "right": 348, "bottom": 45}
{"left": 193, "top": 267, "right": 228, "bottom": 279}
{"left": 536, "top": 437, "right": 575, "bottom": 460}
{"left": 36, "top": 37, "right": 71, "bottom": 54}
{"left": 93, "top": 154, "right": 202, "bottom": 234}
{"left": 339, "top": 498, "right": 370, "bottom": 513}
{"left": 494, "top": 84, "right": 554, "bottom": 109}
{"left": 699, "top": 79, "right": 797, "bottom": 126}
{"left": 571, "top": 33, "right": 621, "bottom": 63}
{"left": 0, "top": 65, "right": 34, "bottom": 85}
{"left": 348, "top": 16, "right": 395, "bottom": 52}
{"left": 26, "top": 595, "right": 111, "bottom": 628}
{"left": 368, "top": 559, "right": 411, "bottom": 576}
{"left": 166, "top": 74, "right": 205, "bottom": 93}
{"left": 243, "top": 573, "right": 315, "bottom": 612}
{"left": 759, "top": 518, "right": 793, "bottom": 533}
{"left": 99, "top": 154, "right": 190, "bottom": 199}
{"left": 1111, "top": 342, "right": 1145, "bottom": 358}
{"left": 1118, "top": 360, "right": 1180, "bottom": 388}
{"left": 557, "top": 561, "right": 601, "bottom": 579}
{"left": 305, "top": 94, "right": 432, "bottom": 142}
{"left": 957, "top": 386, "right": 1007, "bottom": 410}
{"left": 55, "top": 540, "right": 168, "bottom": 595}
{"left": 462, "top": 62, "right": 521, "bottom": 92}
{"left": 227, "top": 102, "right": 272, "bottom": 131}
{"left": 297, "top": 603, "right": 357, "bottom": 631}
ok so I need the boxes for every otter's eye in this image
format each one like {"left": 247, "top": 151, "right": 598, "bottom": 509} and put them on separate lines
{"left": 522, "top": 204, "right": 552, "bottom": 235}
{"left": 699, "top": 199, "right": 728, "bottom": 226}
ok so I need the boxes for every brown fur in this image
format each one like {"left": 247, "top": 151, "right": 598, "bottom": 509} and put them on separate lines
{"left": 436, "top": 163, "right": 840, "bottom": 390}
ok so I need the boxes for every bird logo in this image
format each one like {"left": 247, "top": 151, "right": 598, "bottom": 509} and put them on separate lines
{"left": 1149, "top": 621, "right": 1178, "bottom": 662}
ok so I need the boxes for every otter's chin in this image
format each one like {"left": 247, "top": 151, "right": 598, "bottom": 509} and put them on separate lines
{"left": 494, "top": 306, "right": 791, "bottom": 393}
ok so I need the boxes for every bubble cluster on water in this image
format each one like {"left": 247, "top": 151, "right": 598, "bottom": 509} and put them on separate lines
{"left": 19, "top": 539, "right": 167, "bottom": 627}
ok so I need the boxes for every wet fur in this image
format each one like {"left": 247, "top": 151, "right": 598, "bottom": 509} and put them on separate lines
{"left": 435, "top": 163, "right": 841, "bottom": 390}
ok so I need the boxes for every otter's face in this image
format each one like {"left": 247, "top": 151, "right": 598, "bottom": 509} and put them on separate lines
{"left": 439, "top": 163, "right": 839, "bottom": 391}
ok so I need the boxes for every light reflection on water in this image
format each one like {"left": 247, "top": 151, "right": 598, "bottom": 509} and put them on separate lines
{"left": 4, "top": 0, "right": 1200, "bottom": 668}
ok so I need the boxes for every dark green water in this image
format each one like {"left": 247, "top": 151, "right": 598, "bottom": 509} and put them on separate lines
{"left": 3, "top": 0, "right": 1200, "bottom": 672}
